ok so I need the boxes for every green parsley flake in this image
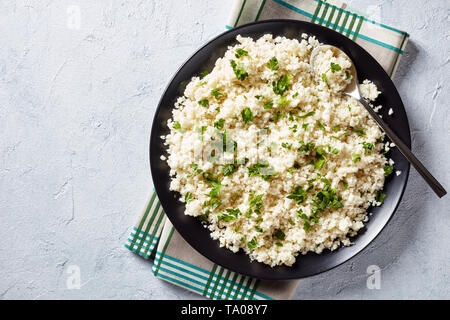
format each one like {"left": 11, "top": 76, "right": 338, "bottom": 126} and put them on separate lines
{"left": 287, "top": 185, "right": 310, "bottom": 204}
{"left": 376, "top": 190, "right": 387, "bottom": 204}
{"left": 222, "top": 163, "right": 236, "bottom": 176}
{"left": 317, "top": 120, "right": 325, "bottom": 131}
{"left": 211, "top": 88, "right": 225, "bottom": 100}
{"left": 241, "top": 107, "right": 253, "bottom": 124}
{"left": 352, "top": 153, "right": 361, "bottom": 163}
{"left": 230, "top": 59, "right": 249, "bottom": 81}
{"left": 277, "top": 95, "right": 290, "bottom": 107}
{"left": 328, "top": 146, "right": 339, "bottom": 154}
{"left": 247, "top": 237, "right": 258, "bottom": 249}
{"left": 330, "top": 62, "right": 341, "bottom": 72}
{"left": 298, "top": 141, "right": 315, "bottom": 153}
{"left": 184, "top": 192, "right": 193, "bottom": 202}
{"left": 272, "top": 74, "right": 291, "bottom": 95}
{"left": 218, "top": 208, "right": 241, "bottom": 222}
{"left": 172, "top": 121, "right": 185, "bottom": 132}
{"left": 214, "top": 118, "right": 225, "bottom": 130}
{"left": 384, "top": 165, "right": 393, "bottom": 176}
{"left": 274, "top": 229, "right": 285, "bottom": 241}
{"left": 263, "top": 99, "right": 273, "bottom": 109}
{"left": 353, "top": 128, "right": 366, "bottom": 136}
{"left": 363, "top": 142, "right": 374, "bottom": 154}
{"left": 321, "top": 73, "right": 329, "bottom": 87}
{"left": 267, "top": 57, "right": 279, "bottom": 70}
{"left": 198, "top": 99, "right": 209, "bottom": 107}
{"left": 298, "top": 111, "right": 315, "bottom": 118}
{"left": 235, "top": 48, "right": 249, "bottom": 58}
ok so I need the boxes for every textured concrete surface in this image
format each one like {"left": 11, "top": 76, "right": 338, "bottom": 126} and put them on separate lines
{"left": 0, "top": 0, "right": 449, "bottom": 300}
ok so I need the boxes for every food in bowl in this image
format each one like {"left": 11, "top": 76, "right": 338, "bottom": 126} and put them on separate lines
{"left": 161, "top": 34, "right": 393, "bottom": 267}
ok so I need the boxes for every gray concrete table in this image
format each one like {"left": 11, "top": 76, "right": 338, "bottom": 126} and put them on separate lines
{"left": 0, "top": 0, "right": 448, "bottom": 299}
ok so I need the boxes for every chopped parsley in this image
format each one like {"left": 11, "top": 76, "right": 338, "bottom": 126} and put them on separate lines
{"left": 384, "top": 165, "right": 393, "bottom": 176}
{"left": 188, "top": 163, "right": 203, "bottom": 177}
{"left": 298, "top": 141, "right": 315, "bottom": 153}
{"left": 298, "top": 212, "right": 319, "bottom": 232}
{"left": 214, "top": 118, "right": 225, "bottom": 130}
{"left": 241, "top": 107, "right": 254, "bottom": 124}
{"left": 363, "top": 142, "right": 374, "bottom": 154}
{"left": 276, "top": 95, "right": 290, "bottom": 107}
{"left": 235, "top": 48, "right": 249, "bottom": 58}
{"left": 321, "top": 73, "right": 329, "bottom": 87}
{"left": 230, "top": 59, "right": 249, "bottom": 81}
{"left": 289, "top": 124, "right": 298, "bottom": 132}
{"left": 327, "top": 146, "right": 339, "bottom": 154}
{"left": 263, "top": 99, "right": 273, "bottom": 109}
{"left": 314, "top": 147, "right": 327, "bottom": 170}
{"left": 330, "top": 62, "right": 341, "bottom": 72}
{"left": 198, "top": 210, "right": 210, "bottom": 223}
{"left": 313, "top": 184, "right": 343, "bottom": 211}
{"left": 287, "top": 185, "right": 310, "bottom": 204}
{"left": 292, "top": 92, "right": 299, "bottom": 98}
{"left": 274, "top": 229, "right": 285, "bottom": 241}
{"left": 267, "top": 57, "right": 279, "bottom": 70}
{"left": 184, "top": 192, "right": 193, "bottom": 202}
{"left": 222, "top": 163, "right": 236, "bottom": 176}
{"left": 218, "top": 208, "right": 241, "bottom": 222}
{"left": 200, "top": 70, "right": 209, "bottom": 77}
{"left": 376, "top": 190, "right": 387, "bottom": 204}
{"left": 270, "top": 111, "right": 283, "bottom": 123}
{"left": 211, "top": 88, "right": 225, "bottom": 100}
{"left": 281, "top": 142, "right": 292, "bottom": 149}
{"left": 247, "top": 237, "right": 258, "bottom": 249}
{"left": 272, "top": 74, "right": 291, "bottom": 95}
{"left": 172, "top": 121, "right": 186, "bottom": 132}
{"left": 352, "top": 153, "right": 361, "bottom": 163}
{"left": 198, "top": 99, "right": 209, "bottom": 107}
{"left": 172, "top": 121, "right": 182, "bottom": 130}
{"left": 317, "top": 120, "right": 325, "bottom": 131}
{"left": 353, "top": 127, "right": 366, "bottom": 136}
{"left": 298, "top": 111, "right": 315, "bottom": 118}
{"left": 302, "top": 123, "right": 309, "bottom": 130}
{"left": 248, "top": 162, "right": 275, "bottom": 180}
{"left": 249, "top": 194, "right": 264, "bottom": 215}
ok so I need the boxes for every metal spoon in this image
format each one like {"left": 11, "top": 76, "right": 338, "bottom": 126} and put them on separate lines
{"left": 310, "top": 45, "right": 447, "bottom": 198}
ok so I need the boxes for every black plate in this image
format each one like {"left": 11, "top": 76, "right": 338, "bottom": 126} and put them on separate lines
{"left": 149, "top": 20, "right": 411, "bottom": 280}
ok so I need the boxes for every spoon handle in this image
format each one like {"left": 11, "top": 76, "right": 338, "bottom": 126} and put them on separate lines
{"left": 357, "top": 97, "right": 447, "bottom": 198}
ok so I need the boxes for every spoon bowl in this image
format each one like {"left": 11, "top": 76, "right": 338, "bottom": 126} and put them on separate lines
{"left": 310, "top": 44, "right": 447, "bottom": 198}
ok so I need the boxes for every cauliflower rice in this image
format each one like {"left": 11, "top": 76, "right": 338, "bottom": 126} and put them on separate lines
{"left": 161, "top": 34, "right": 392, "bottom": 267}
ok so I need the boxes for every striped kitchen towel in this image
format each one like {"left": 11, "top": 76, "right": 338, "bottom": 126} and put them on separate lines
{"left": 126, "top": 191, "right": 299, "bottom": 300}
{"left": 228, "top": 0, "right": 409, "bottom": 77}
{"left": 125, "top": 0, "right": 409, "bottom": 300}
